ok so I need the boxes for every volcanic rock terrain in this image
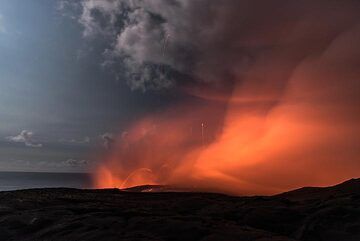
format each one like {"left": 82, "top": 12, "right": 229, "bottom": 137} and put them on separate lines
{"left": 0, "top": 179, "right": 359, "bottom": 241}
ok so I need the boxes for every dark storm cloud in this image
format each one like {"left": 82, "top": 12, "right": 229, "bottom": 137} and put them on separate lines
{"left": 78, "top": 0, "right": 360, "bottom": 93}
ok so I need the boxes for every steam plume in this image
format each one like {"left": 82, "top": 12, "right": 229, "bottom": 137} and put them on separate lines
{"left": 78, "top": 0, "right": 360, "bottom": 194}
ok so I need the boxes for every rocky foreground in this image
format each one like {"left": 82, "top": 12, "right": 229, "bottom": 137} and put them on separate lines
{"left": 0, "top": 179, "right": 359, "bottom": 241}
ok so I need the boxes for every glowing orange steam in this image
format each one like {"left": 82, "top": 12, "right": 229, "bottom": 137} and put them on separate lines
{"left": 94, "top": 25, "right": 360, "bottom": 195}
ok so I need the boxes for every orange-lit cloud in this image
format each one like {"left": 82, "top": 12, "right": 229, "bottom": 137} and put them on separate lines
{"left": 88, "top": 1, "right": 360, "bottom": 195}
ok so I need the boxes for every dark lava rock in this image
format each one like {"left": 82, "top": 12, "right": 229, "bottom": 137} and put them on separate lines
{"left": 0, "top": 179, "right": 358, "bottom": 241}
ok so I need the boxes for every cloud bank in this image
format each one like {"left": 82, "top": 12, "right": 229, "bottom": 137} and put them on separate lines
{"left": 101, "top": 132, "right": 115, "bottom": 149}
{"left": 6, "top": 130, "right": 43, "bottom": 148}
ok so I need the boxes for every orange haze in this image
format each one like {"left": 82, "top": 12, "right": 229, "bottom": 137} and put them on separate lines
{"left": 94, "top": 17, "right": 360, "bottom": 196}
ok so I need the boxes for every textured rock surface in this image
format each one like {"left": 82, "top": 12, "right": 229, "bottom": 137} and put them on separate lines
{"left": 0, "top": 179, "right": 358, "bottom": 241}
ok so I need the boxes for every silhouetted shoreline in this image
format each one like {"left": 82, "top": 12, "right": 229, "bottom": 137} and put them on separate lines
{"left": 0, "top": 171, "right": 92, "bottom": 191}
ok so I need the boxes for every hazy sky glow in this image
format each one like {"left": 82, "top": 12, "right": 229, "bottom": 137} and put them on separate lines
{"left": 0, "top": 0, "right": 359, "bottom": 194}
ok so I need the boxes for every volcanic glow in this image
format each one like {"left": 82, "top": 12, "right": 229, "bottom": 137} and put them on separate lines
{"left": 90, "top": 1, "right": 360, "bottom": 195}
{"left": 94, "top": 47, "right": 360, "bottom": 194}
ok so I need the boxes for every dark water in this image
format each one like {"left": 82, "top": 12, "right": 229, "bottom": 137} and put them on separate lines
{"left": 0, "top": 172, "right": 93, "bottom": 191}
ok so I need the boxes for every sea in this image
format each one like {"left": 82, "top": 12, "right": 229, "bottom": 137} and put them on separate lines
{"left": 0, "top": 171, "right": 93, "bottom": 191}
